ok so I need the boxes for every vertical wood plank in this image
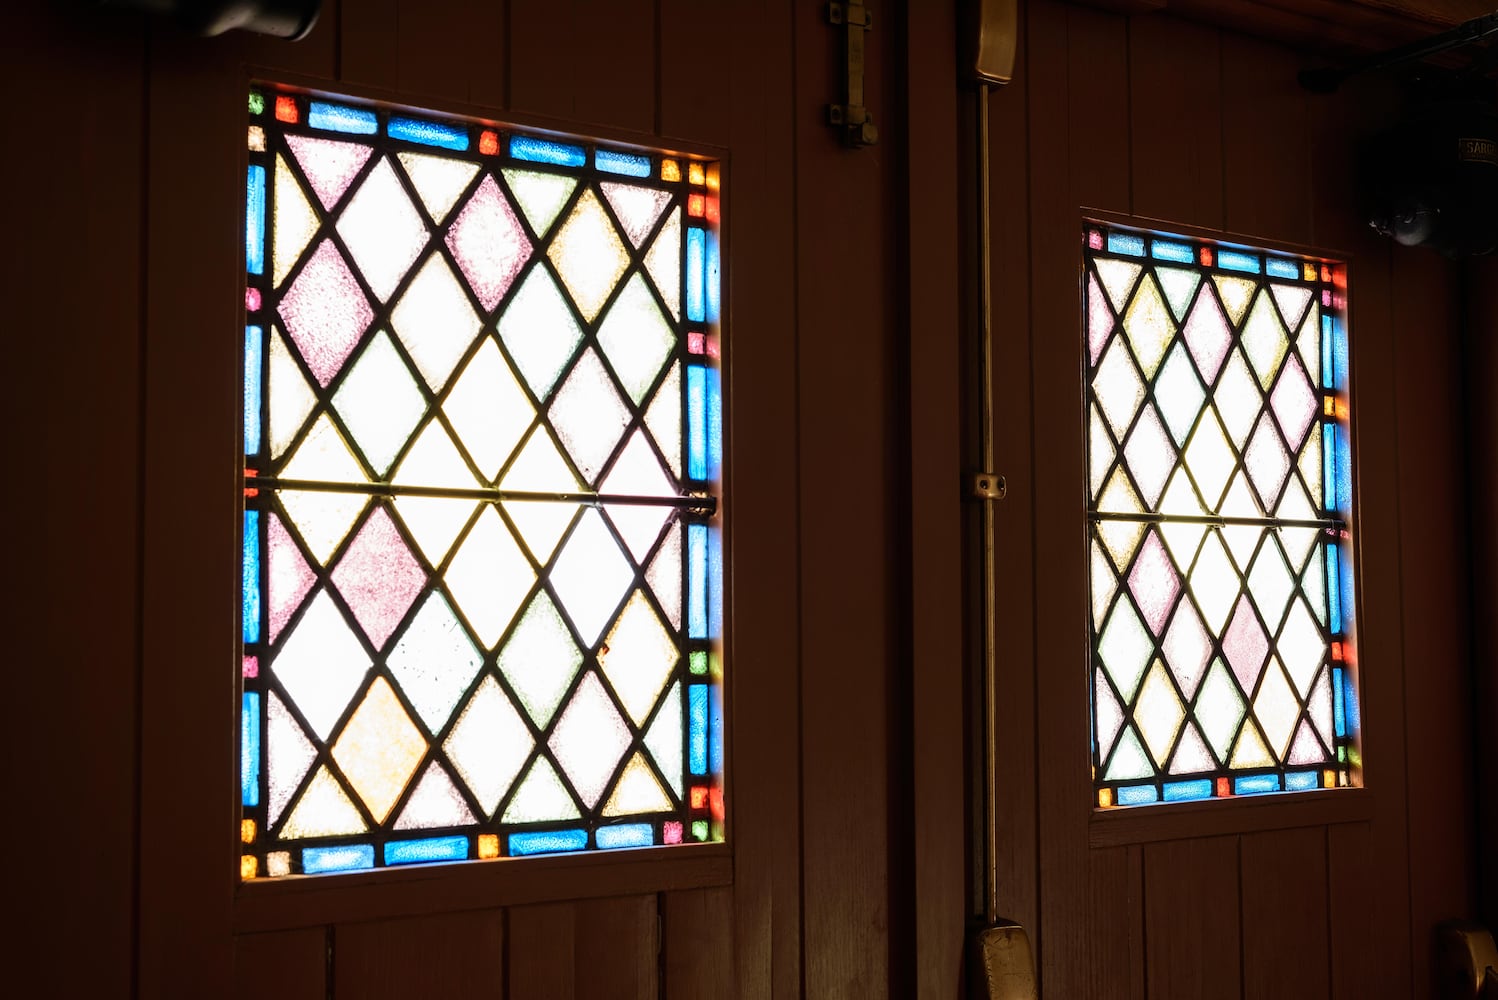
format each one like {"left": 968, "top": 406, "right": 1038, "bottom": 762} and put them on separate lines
{"left": 396, "top": 0, "right": 485, "bottom": 102}
{"left": 234, "top": 928, "right": 327, "bottom": 1000}
{"left": 659, "top": 0, "right": 732, "bottom": 146}
{"left": 720, "top": 3, "right": 802, "bottom": 999}
{"left": 1127, "top": 14, "right": 1224, "bottom": 228}
{"left": 507, "top": 896, "right": 658, "bottom": 999}
{"left": 4, "top": 6, "right": 145, "bottom": 998}
{"left": 1241, "top": 828, "right": 1331, "bottom": 1000}
{"left": 1067, "top": 5, "right": 1132, "bottom": 214}
{"left": 1220, "top": 35, "right": 1311, "bottom": 244}
{"left": 1143, "top": 836, "right": 1242, "bottom": 1000}
{"left": 1391, "top": 245, "right": 1476, "bottom": 997}
{"left": 664, "top": 888, "right": 736, "bottom": 999}
{"left": 339, "top": 0, "right": 401, "bottom": 90}
{"left": 1327, "top": 823, "right": 1376, "bottom": 1000}
{"left": 335, "top": 910, "right": 504, "bottom": 999}
{"left": 1088, "top": 846, "right": 1145, "bottom": 1000}
{"left": 510, "top": 0, "right": 656, "bottom": 133}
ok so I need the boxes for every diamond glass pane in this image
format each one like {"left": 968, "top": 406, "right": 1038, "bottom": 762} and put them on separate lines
{"left": 241, "top": 87, "right": 725, "bottom": 877}
{"left": 1084, "top": 223, "right": 1357, "bottom": 808}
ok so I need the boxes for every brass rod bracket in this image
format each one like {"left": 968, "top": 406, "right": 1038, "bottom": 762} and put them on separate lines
{"left": 826, "top": 2, "right": 879, "bottom": 146}
{"left": 971, "top": 472, "right": 1007, "bottom": 501}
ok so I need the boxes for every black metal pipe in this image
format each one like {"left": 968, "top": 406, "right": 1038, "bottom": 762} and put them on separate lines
{"left": 1090, "top": 511, "right": 1345, "bottom": 530}
{"left": 1300, "top": 10, "right": 1498, "bottom": 93}
{"left": 251, "top": 477, "right": 719, "bottom": 514}
{"left": 94, "top": 0, "right": 322, "bottom": 40}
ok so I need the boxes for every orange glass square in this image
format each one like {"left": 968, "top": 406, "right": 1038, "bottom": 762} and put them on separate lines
{"left": 478, "top": 834, "right": 500, "bottom": 859}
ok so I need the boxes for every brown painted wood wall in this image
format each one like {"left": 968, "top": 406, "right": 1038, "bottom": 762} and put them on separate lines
{"left": 988, "top": 3, "right": 1479, "bottom": 998}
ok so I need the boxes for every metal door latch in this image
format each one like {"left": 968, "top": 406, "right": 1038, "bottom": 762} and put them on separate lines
{"left": 972, "top": 472, "right": 1007, "bottom": 501}
{"left": 826, "top": 2, "right": 878, "bottom": 146}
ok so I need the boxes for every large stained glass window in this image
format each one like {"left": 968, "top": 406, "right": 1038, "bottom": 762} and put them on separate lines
{"left": 239, "top": 87, "right": 724, "bottom": 879}
{"left": 1084, "top": 223, "right": 1358, "bottom": 808}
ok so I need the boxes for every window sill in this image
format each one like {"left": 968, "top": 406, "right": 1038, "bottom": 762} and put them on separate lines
{"left": 233, "top": 842, "right": 732, "bottom": 932}
{"left": 1088, "top": 787, "right": 1374, "bottom": 848}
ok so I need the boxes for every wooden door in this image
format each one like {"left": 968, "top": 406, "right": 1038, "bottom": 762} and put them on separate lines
{"left": 984, "top": 4, "right": 1478, "bottom": 998}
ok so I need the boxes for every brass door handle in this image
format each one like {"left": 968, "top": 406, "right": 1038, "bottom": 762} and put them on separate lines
{"left": 1438, "top": 922, "right": 1498, "bottom": 1000}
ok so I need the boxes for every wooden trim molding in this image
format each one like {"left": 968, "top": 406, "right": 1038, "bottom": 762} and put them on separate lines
{"left": 1088, "top": 789, "right": 1376, "bottom": 847}
{"left": 1071, "top": 0, "right": 1494, "bottom": 55}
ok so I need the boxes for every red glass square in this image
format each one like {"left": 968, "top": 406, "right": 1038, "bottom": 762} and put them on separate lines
{"left": 274, "top": 96, "right": 298, "bottom": 123}
{"left": 479, "top": 130, "right": 500, "bottom": 156}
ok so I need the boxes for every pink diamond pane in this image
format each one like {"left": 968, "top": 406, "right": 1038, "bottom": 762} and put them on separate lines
{"left": 267, "top": 511, "right": 316, "bottom": 644}
{"left": 1127, "top": 531, "right": 1179, "bottom": 637}
{"left": 1183, "top": 284, "right": 1231, "bottom": 385}
{"left": 331, "top": 506, "right": 427, "bottom": 650}
{"left": 1244, "top": 415, "right": 1290, "bottom": 512}
{"left": 1088, "top": 273, "right": 1114, "bottom": 367}
{"left": 278, "top": 240, "right": 374, "bottom": 387}
{"left": 1222, "top": 596, "right": 1269, "bottom": 694}
{"left": 286, "top": 134, "right": 373, "bottom": 211}
{"left": 446, "top": 174, "right": 532, "bottom": 313}
{"left": 1271, "top": 355, "right": 1318, "bottom": 453}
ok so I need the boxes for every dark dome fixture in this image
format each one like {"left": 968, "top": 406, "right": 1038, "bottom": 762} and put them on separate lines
{"left": 94, "top": 0, "right": 321, "bottom": 40}
{"left": 1302, "top": 10, "right": 1498, "bottom": 259}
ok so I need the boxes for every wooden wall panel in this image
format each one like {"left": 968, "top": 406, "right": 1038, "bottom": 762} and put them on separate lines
{"left": 234, "top": 928, "right": 327, "bottom": 1000}
{"left": 1240, "top": 828, "right": 1331, "bottom": 1000}
{"left": 664, "top": 888, "right": 736, "bottom": 1000}
{"left": 1088, "top": 846, "right": 1145, "bottom": 1000}
{"left": 4, "top": 6, "right": 146, "bottom": 999}
{"left": 336, "top": 910, "right": 504, "bottom": 999}
{"left": 509, "top": 0, "right": 656, "bottom": 133}
{"left": 1142, "top": 837, "right": 1242, "bottom": 1000}
{"left": 659, "top": 0, "right": 732, "bottom": 147}
{"left": 1327, "top": 822, "right": 1377, "bottom": 1000}
{"left": 507, "top": 895, "right": 658, "bottom": 999}
{"left": 1220, "top": 35, "right": 1312, "bottom": 244}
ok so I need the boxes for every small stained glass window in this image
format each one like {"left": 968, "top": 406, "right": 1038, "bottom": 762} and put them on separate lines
{"left": 239, "top": 87, "right": 724, "bottom": 878}
{"left": 1084, "top": 223, "right": 1358, "bottom": 808}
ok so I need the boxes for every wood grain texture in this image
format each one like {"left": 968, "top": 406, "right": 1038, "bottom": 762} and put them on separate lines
{"left": 1143, "top": 836, "right": 1242, "bottom": 999}
{"left": 1327, "top": 823, "right": 1376, "bottom": 1000}
{"left": 1240, "top": 828, "right": 1330, "bottom": 1000}
{"left": 659, "top": 0, "right": 732, "bottom": 147}
{"left": 1127, "top": 14, "right": 1224, "bottom": 229}
{"left": 507, "top": 895, "right": 658, "bottom": 999}
{"left": 1089, "top": 846, "right": 1146, "bottom": 1000}
{"left": 336, "top": 910, "right": 504, "bottom": 999}
{"left": 1220, "top": 34, "right": 1311, "bottom": 244}
{"left": 509, "top": 0, "right": 656, "bottom": 133}
{"left": 664, "top": 888, "right": 736, "bottom": 1000}
{"left": 3, "top": 5, "right": 145, "bottom": 998}
{"left": 234, "top": 928, "right": 327, "bottom": 1000}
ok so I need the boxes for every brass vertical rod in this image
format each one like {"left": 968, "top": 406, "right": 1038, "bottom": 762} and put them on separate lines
{"left": 977, "top": 82, "right": 1000, "bottom": 929}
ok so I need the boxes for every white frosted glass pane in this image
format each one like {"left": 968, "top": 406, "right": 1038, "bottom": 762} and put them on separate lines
{"left": 498, "top": 267, "right": 585, "bottom": 401}
{"left": 394, "top": 761, "right": 477, "bottom": 830}
{"left": 443, "top": 505, "right": 534, "bottom": 650}
{"left": 502, "top": 757, "right": 582, "bottom": 823}
{"left": 332, "top": 330, "right": 428, "bottom": 476}
{"left": 1162, "top": 601, "right": 1210, "bottom": 700}
{"left": 1309, "top": 668, "right": 1335, "bottom": 749}
{"left": 1219, "top": 474, "right": 1262, "bottom": 568}
{"left": 1095, "top": 258, "right": 1141, "bottom": 313}
{"left": 268, "top": 327, "right": 317, "bottom": 460}
{"left": 1188, "top": 532, "right": 1238, "bottom": 633}
{"left": 503, "top": 168, "right": 578, "bottom": 239}
{"left": 645, "top": 361, "right": 683, "bottom": 481}
{"left": 1252, "top": 659, "right": 1299, "bottom": 760}
{"left": 1153, "top": 342, "right": 1205, "bottom": 448}
{"left": 337, "top": 157, "right": 429, "bottom": 302}
{"left": 1271, "top": 283, "right": 1312, "bottom": 331}
{"left": 599, "top": 591, "right": 676, "bottom": 726}
{"left": 644, "top": 681, "right": 684, "bottom": 796}
{"left": 1279, "top": 598, "right": 1326, "bottom": 698}
{"left": 550, "top": 348, "right": 631, "bottom": 486}
{"left": 331, "top": 677, "right": 427, "bottom": 823}
{"left": 287, "top": 134, "right": 372, "bottom": 210}
{"left": 443, "top": 675, "right": 533, "bottom": 818}
{"left": 442, "top": 337, "right": 534, "bottom": 481}
{"left": 548, "top": 672, "right": 631, "bottom": 808}
{"left": 1122, "top": 406, "right": 1176, "bottom": 508}
{"left": 1093, "top": 339, "right": 1144, "bottom": 441}
{"left": 497, "top": 592, "right": 584, "bottom": 728}
{"left": 266, "top": 693, "right": 317, "bottom": 827}
{"left": 1246, "top": 538, "right": 1294, "bottom": 635}
{"left": 1097, "top": 598, "right": 1151, "bottom": 703}
{"left": 1090, "top": 540, "right": 1117, "bottom": 632}
{"left": 1155, "top": 266, "right": 1201, "bottom": 322}
{"left": 1196, "top": 659, "right": 1246, "bottom": 764}
{"left": 1231, "top": 722, "right": 1275, "bottom": 768}
{"left": 548, "top": 188, "right": 629, "bottom": 322}
{"left": 274, "top": 154, "right": 319, "bottom": 288}
{"left": 1105, "top": 727, "right": 1153, "bottom": 780}
{"left": 646, "top": 522, "right": 683, "bottom": 631}
{"left": 1094, "top": 670, "right": 1124, "bottom": 762}
{"left": 391, "top": 253, "right": 483, "bottom": 392}
{"left": 602, "top": 751, "right": 672, "bottom": 816}
{"left": 1122, "top": 274, "right": 1174, "bottom": 379}
{"left": 597, "top": 273, "right": 676, "bottom": 405}
{"left": 1297, "top": 303, "right": 1322, "bottom": 389}
{"left": 387, "top": 591, "right": 483, "bottom": 734}
{"left": 279, "top": 766, "right": 367, "bottom": 839}
{"left": 1169, "top": 723, "right": 1215, "bottom": 774}
{"left": 270, "top": 589, "right": 371, "bottom": 740}
{"left": 602, "top": 430, "right": 674, "bottom": 562}
{"left": 1215, "top": 350, "right": 1261, "bottom": 449}
{"left": 644, "top": 209, "right": 682, "bottom": 321}
{"left": 1183, "top": 409, "right": 1234, "bottom": 511}
{"left": 1089, "top": 404, "right": 1115, "bottom": 501}
{"left": 600, "top": 181, "right": 672, "bottom": 248}
{"left": 550, "top": 509, "right": 634, "bottom": 647}
{"left": 1212, "top": 274, "right": 1256, "bottom": 325}
{"left": 1134, "top": 661, "right": 1185, "bottom": 767}
{"left": 398, "top": 151, "right": 479, "bottom": 225}
{"left": 1244, "top": 414, "right": 1290, "bottom": 511}
{"left": 277, "top": 489, "right": 369, "bottom": 567}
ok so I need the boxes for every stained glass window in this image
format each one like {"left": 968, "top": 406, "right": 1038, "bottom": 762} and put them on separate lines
{"left": 239, "top": 87, "right": 724, "bottom": 878}
{"left": 1084, "top": 223, "right": 1359, "bottom": 808}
